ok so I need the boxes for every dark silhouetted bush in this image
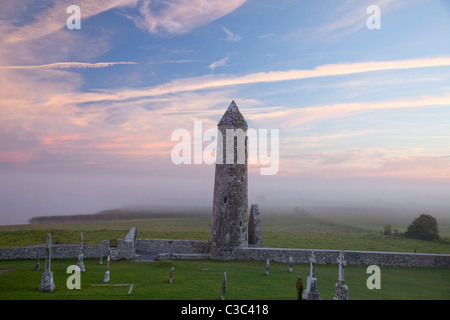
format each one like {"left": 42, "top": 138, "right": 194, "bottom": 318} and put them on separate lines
{"left": 405, "top": 214, "right": 440, "bottom": 241}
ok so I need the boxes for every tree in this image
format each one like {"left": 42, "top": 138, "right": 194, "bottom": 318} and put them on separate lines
{"left": 383, "top": 224, "right": 392, "bottom": 236}
{"left": 405, "top": 214, "right": 440, "bottom": 241}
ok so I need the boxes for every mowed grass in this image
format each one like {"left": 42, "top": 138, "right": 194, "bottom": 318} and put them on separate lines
{"left": 0, "top": 213, "right": 449, "bottom": 254}
{"left": 0, "top": 217, "right": 211, "bottom": 248}
{"left": 0, "top": 212, "right": 449, "bottom": 300}
{"left": 0, "top": 258, "right": 449, "bottom": 300}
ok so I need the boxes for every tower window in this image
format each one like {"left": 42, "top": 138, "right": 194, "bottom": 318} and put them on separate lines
{"left": 224, "top": 197, "right": 227, "bottom": 204}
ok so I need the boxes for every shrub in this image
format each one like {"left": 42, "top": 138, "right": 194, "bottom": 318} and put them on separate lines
{"left": 383, "top": 224, "right": 393, "bottom": 235}
{"left": 405, "top": 214, "right": 440, "bottom": 241}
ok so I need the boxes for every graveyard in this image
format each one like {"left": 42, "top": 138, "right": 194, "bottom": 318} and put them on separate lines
{"left": 0, "top": 210, "right": 449, "bottom": 300}
{"left": 0, "top": 256, "right": 450, "bottom": 300}
{"left": 0, "top": 255, "right": 449, "bottom": 300}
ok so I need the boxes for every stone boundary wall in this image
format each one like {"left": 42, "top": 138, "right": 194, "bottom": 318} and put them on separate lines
{"left": 2, "top": 239, "right": 449, "bottom": 269}
{"left": 0, "top": 243, "right": 108, "bottom": 260}
{"left": 136, "top": 239, "right": 210, "bottom": 255}
{"left": 235, "top": 247, "right": 450, "bottom": 269}
{"left": 135, "top": 239, "right": 450, "bottom": 268}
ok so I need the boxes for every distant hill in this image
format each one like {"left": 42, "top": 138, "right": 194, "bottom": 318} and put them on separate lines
{"left": 28, "top": 206, "right": 211, "bottom": 224}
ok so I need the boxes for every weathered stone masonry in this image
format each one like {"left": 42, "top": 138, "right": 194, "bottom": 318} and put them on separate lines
{"left": 135, "top": 240, "right": 450, "bottom": 269}
{"left": 0, "top": 243, "right": 107, "bottom": 260}
{"left": 234, "top": 247, "right": 450, "bottom": 269}
{"left": 210, "top": 100, "right": 249, "bottom": 260}
{"left": 0, "top": 227, "right": 137, "bottom": 261}
{"left": 1, "top": 235, "right": 449, "bottom": 268}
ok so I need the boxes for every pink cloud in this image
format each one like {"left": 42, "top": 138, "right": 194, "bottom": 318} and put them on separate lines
{"left": 0, "top": 151, "right": 36, "bottom": 163}
{"left": 278, "top": 148, "right": 450, "bottom": 182}
{"left": 0, "top": 62, "right": 137, "bottom": 69}
{"left": 2, "top": 0, "right": 139, "bottom": 43}
{"left": 271, "top": 95, "right": 450, "bottom": 127}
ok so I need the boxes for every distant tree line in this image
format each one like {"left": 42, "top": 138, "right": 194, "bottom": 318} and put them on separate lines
{"left": 28, "top": 207, "right": 211, "bottom": 224}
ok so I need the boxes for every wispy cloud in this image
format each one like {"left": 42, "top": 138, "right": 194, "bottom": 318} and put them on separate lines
{"left": 2, "top": 0, "right": 139, "bottom": 43}
{"left": 208, "top": 56, "right": 230, "bottom": 70}
{"left": 51, "top": 56, "right": 450, "bottom": 104}
{"left": 1, "top": 0, "right": 247, "bottom": 45}
{"left": 287, "top": 0, "right": 409, "bottom": 42}
{"left": 132, "top": 0, "right": 247, "bottom": 35}
{"left": 250, "top": 95, "right": 450, "bottom": 128}
{"left": 222, "top": 27, "right": 242, "bottom": 42}
{"left": 296, "top": 95, "right": 450, "bottom": 125}
{"left": 0, "top": 62, "right": 137, "bottom": 69}
{"left": 259, "top": 33, "right": 274, "bottom": 39}
{"left": 162, "top": 60, "right": 197, "bottom": 64}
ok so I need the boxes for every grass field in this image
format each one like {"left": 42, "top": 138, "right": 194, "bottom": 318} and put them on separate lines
{"left": 0, "top": 209, "right": 449, "bottom": 254}
{"left": 0, "top": 258, "right": 449, "bottom": 300}
{"left": 0, "top": 208, "right": 449, "bottom": 300}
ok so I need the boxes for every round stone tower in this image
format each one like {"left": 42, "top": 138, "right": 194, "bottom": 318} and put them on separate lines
{"left": 210, "top": 100, "right": 248, "bottom": 260}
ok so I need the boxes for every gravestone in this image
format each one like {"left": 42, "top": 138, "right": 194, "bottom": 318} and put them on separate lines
{"left": 99, "top": 244, "right": 104, "bottom": 265}
{"left": 77, "top": 232, "right": 85, "bottom": 272}
{"left": 169, "top": 266, "right": 174, "bottom": 284}
{"left": 288, "top": 257, "right": 293, "bottom": 273}
{"left": 302, "top": 251, "right": 321, "bottom": 300}
{"left": 34, "top": 254, "right": 40, "bottom": 272}
{"left": 221, "top": 272, "right": 227, "bottom": 300}
{"left": 103, "top": 255, "right": 110, "bottom": 282}
{"left": 38, "top": 234, "right": 55, "bottom": 292}
{"left": 333, "top": 250, "right": 349, "bottom": 300}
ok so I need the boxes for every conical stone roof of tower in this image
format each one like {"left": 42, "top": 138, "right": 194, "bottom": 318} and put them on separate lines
{"left": 218, "top": 100, "right": 247, "bottom": 129}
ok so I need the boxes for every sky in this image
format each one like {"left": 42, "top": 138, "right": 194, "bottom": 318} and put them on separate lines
{"left": 0, "top": 0, "right": 449, "bottom": 224}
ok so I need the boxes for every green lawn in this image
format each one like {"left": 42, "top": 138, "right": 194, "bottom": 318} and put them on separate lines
{"left": 0, "top": 212, "right": 449, "bottom": 300}
{"left": 0, "top": 258, "right": 449, "bottom": 300}
{"left": 0, "top": 214, "right": 448, "bottom": 254}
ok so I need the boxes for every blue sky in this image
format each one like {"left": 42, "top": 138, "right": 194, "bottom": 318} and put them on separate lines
{"left": 0, "top": 0, "right": 449, "bottom": 224}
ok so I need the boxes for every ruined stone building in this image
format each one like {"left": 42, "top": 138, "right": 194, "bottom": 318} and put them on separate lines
{"left": 210, "top": 100, "right": 258, "bottom": 259}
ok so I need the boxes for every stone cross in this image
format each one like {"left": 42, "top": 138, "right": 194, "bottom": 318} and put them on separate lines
{"left": 337, "top": 250, "right": 346, "bottom": 282}
{"left": 38, "top": 233, "right": 55, "bottom": 292}
{"left": 169, "top": 266, "right": 174, "bottom": 284}
{"left": 302, "top": 251, "right": 321, "bottom": 300}
{"left": 221, "top": 272, "right": 227, "bottom": 300}
{"left": 77, "top": 232, "right": 85, "bottom": 272}
{"left": 288, "top": 257, "right": 293, "bottom": 273}
{"left": 44, "top": 234, "right": 51, "bottom": 271}
{"left": 265, "top": 259, "right": 270, "bottom": 276}
{"left": 309, "top": 251, "right": 316, "bottom": 277}
{"left": 333, "top": 250, "right": 349, "bottom": 300}
{"left": 103, "top": 255, "right": 110, "bottom": 283}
